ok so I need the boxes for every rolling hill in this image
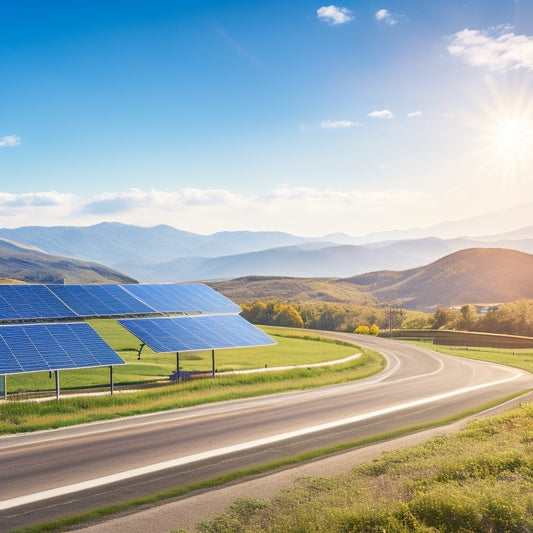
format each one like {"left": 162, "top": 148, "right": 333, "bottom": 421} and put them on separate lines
{"left": 0, "top": 239, "right": 137, "bottom": 284}
{"left": 343, "top": 248, "right": 533, "bottom": 310}
{"left": 208, "top": 276, "right": 377, "bottom": 306}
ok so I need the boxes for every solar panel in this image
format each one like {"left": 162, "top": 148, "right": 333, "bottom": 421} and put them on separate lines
{"left": 47, "top": 284, "right": 155, "bottom": 317}
{"left": 0, "top": 285, "right": 77, "bottom": 321}
{"left": 121, "top": 283, "right": 241, "bottom": 315}
{"left": 0, "top": 323, "right": 125, "bottom": 375}
{"left": 117, "top": 315, "right": 275, "bottom": 353}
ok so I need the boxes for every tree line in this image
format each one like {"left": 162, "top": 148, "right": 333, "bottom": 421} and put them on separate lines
{"left": 241, "top": 298, "right": 533, "bottom": 338}
{"left": 429, "top": 299, "right": 533, "bottom": 337}
{"left": 240, "top": 300, "right": 414, "bottom": 332}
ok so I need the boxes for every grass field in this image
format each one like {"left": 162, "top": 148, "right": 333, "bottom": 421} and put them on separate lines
{"left": 3, "top": 322, "right": 362, "bottom": 394}
{"left": 407, "top": 339, "right": 533, "bottom": 374}
{"left": 196, "top": 402, "right": 533, "bottom": 532}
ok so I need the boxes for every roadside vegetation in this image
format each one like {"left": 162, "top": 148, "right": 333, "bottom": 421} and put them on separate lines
{"left": 196, "top": 402, "right": 533, "bottom": 533}
{"left": 408, "top": 340, "right": 533, "bottom": 374}
{"left": 0, "top": 327, "right": 384, "bottom": 434}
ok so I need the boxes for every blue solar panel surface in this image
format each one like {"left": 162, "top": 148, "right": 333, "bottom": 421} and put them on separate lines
{"left": 0, "top": 323, "right": 125, "bottom": 375}
{"left": 121, "top": 284, "right": 241, "bottom": 314}
{"left": 118, "top": 315, "right": 275, "bottom": 353}
{"left": 47, "top": 284, "right": 155, "bottom": 316}
{"left": 0, "top": 285, "right": 77, "bottom": 321}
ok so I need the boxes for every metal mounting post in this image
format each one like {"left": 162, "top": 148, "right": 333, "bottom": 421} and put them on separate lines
{"left": 55, "top": 370, "right": 60, "bottom": 400}
{"left": 137, "top": 342, "right": 146, "bottom": 360}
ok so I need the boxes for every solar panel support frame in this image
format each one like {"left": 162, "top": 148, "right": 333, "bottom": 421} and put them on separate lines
{"left": 1, "top": 375, "right": 5, "bottom": 401}
{"left": 55, "top": 370, "right": 60, "bottom": 400}
{"left": 211, "top": 349, "right": 215, "bottom": 379}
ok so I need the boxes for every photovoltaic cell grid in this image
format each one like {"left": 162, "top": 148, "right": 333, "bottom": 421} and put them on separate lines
{"left": 46, "top": 284, "right": 155, "bottom": 317}
{"left": 0, "top": 285, "right": 76, "bottom": 321}
{"left": 0, "top": 323, "right": 125, "bottom": 375}
{"left": 121, "top": 283, "right": 241, "bottom": 315}
{"left": 118, "top": 315, "right": 276, "bottom": 353}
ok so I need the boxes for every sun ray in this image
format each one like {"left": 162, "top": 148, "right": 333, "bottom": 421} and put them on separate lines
{"left": 465, "top": 76, "right": 533, "bottom": 187}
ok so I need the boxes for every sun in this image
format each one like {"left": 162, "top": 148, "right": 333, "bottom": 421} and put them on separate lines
{"left": 465, "top": 79, "right": 533, "bottom": 185}
{"left": 490, "top": 117, "right": 533, "bottom": 159}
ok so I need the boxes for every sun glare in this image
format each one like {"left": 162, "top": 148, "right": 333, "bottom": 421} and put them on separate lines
{"left": 466, "top": 79, "right": 533, "bottom": 186}
{"left": 491, "top": 118, "right": 533, "bottom": 157}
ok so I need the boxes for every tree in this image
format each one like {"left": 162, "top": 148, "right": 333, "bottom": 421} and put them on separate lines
{"left": 369, "top": 324, "right": 379, "bottom": 336}
{"left": 355, "top": 325, "right": 370, "bottom": 335}
{"left": 274, "top": 305, "right": 304, "bottom": 328}
{"left": 241, "top": 301, "right": 270, "bottom": 324}
{"left": 431, "top": 306, "right": 456, "bottom": 329}
{"left": 456, "top": 304, "right": 477, "bottom": 331}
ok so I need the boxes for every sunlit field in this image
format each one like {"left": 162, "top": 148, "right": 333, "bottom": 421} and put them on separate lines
{"left": 407, "top": 339, "right": 533, "bottom": 374}
{"left": 2, "top": 322, "right": 362, "bottom": 395}
{"left": 196, "top": 403, "right": 533, "bottom": 533}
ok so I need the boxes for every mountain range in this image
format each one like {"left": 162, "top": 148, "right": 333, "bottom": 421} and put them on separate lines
{"left": 1, "top": 221, "right": 533, "bottom": 282}
{"left": 1, "top": 221, "right": 533, "bottom": 310}
{"left": 210, "top": 248, "right": 533, "bottom": 311}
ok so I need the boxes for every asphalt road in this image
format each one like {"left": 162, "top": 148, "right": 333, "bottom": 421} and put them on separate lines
{"left": 1, "top": 334, "right": 532, "bottom": 531}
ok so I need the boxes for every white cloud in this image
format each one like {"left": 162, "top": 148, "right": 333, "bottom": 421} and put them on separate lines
{"left": 375, "top": 9, "right": 398, "bottom": 26}
{"left": 407, "top": 111, "right": 422, "bottom": 118}
{"left": 448, "top": 27, "right": 533, "bottom": 71}
{"left": 320, "top": 119, "right": 357, "bottom": 129}
{"left": 0, "top": 191, "right": 74, "bottom": 207}
{"left": 0, "top": 135, "right": 21, "bottom": 147}
{"left": 317, "top": 5, "right": 353, "bottom": 25}
{"left": 368, "top": 109, "right": 394, "bottom": 119}
{"left": 81, "top": 188, "right": 243, "bottom": 215}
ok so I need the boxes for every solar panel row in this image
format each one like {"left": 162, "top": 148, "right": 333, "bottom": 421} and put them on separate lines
{"left": 0, "top": 285, "right": 76, "bottom": 321}
{"left": 0, "top": 283, "right": 240, "bottom": 321}
{"left": 118, "top": 315, "right": 276, "bottom": 353}
{"left": 0, "top": 323, "right": 125, "bottom": 375}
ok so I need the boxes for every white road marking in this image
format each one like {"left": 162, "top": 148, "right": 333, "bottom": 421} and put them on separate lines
{"left": 0, "top": 368, "right": 524, "bottom": 512}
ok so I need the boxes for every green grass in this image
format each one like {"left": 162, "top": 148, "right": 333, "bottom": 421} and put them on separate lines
{"left": 3, "top": 323, "right": 362, "bottom": 394}
{"left": 406, "top": 339, "right": 533, "bottom": 374}
{"left": 0, "top": 327, "right": 384, "bottom": 434}
{"left": 195, "top": 402, "right": 533, "bottom": 533}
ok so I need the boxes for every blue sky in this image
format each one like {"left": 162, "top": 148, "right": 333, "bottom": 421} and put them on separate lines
{"left": 2, "top": 1, "right": 533, "bottom": 236}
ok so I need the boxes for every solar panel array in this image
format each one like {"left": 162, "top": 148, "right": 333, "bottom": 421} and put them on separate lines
{"left": 0, "top": 283, "right": 273, "bottom": 376}
{"left": 0, "top": 323, "right": 125, "bottom": 375}
{"left": 0, "top": 283, "right": 241, "bottom": 321}
{"left": 118, "top": 315, "right": 276, "bottom": 353}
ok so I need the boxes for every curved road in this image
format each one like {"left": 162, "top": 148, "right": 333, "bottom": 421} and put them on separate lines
{"left": 1, "top": 334, "right": 532, "bottom": 531}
